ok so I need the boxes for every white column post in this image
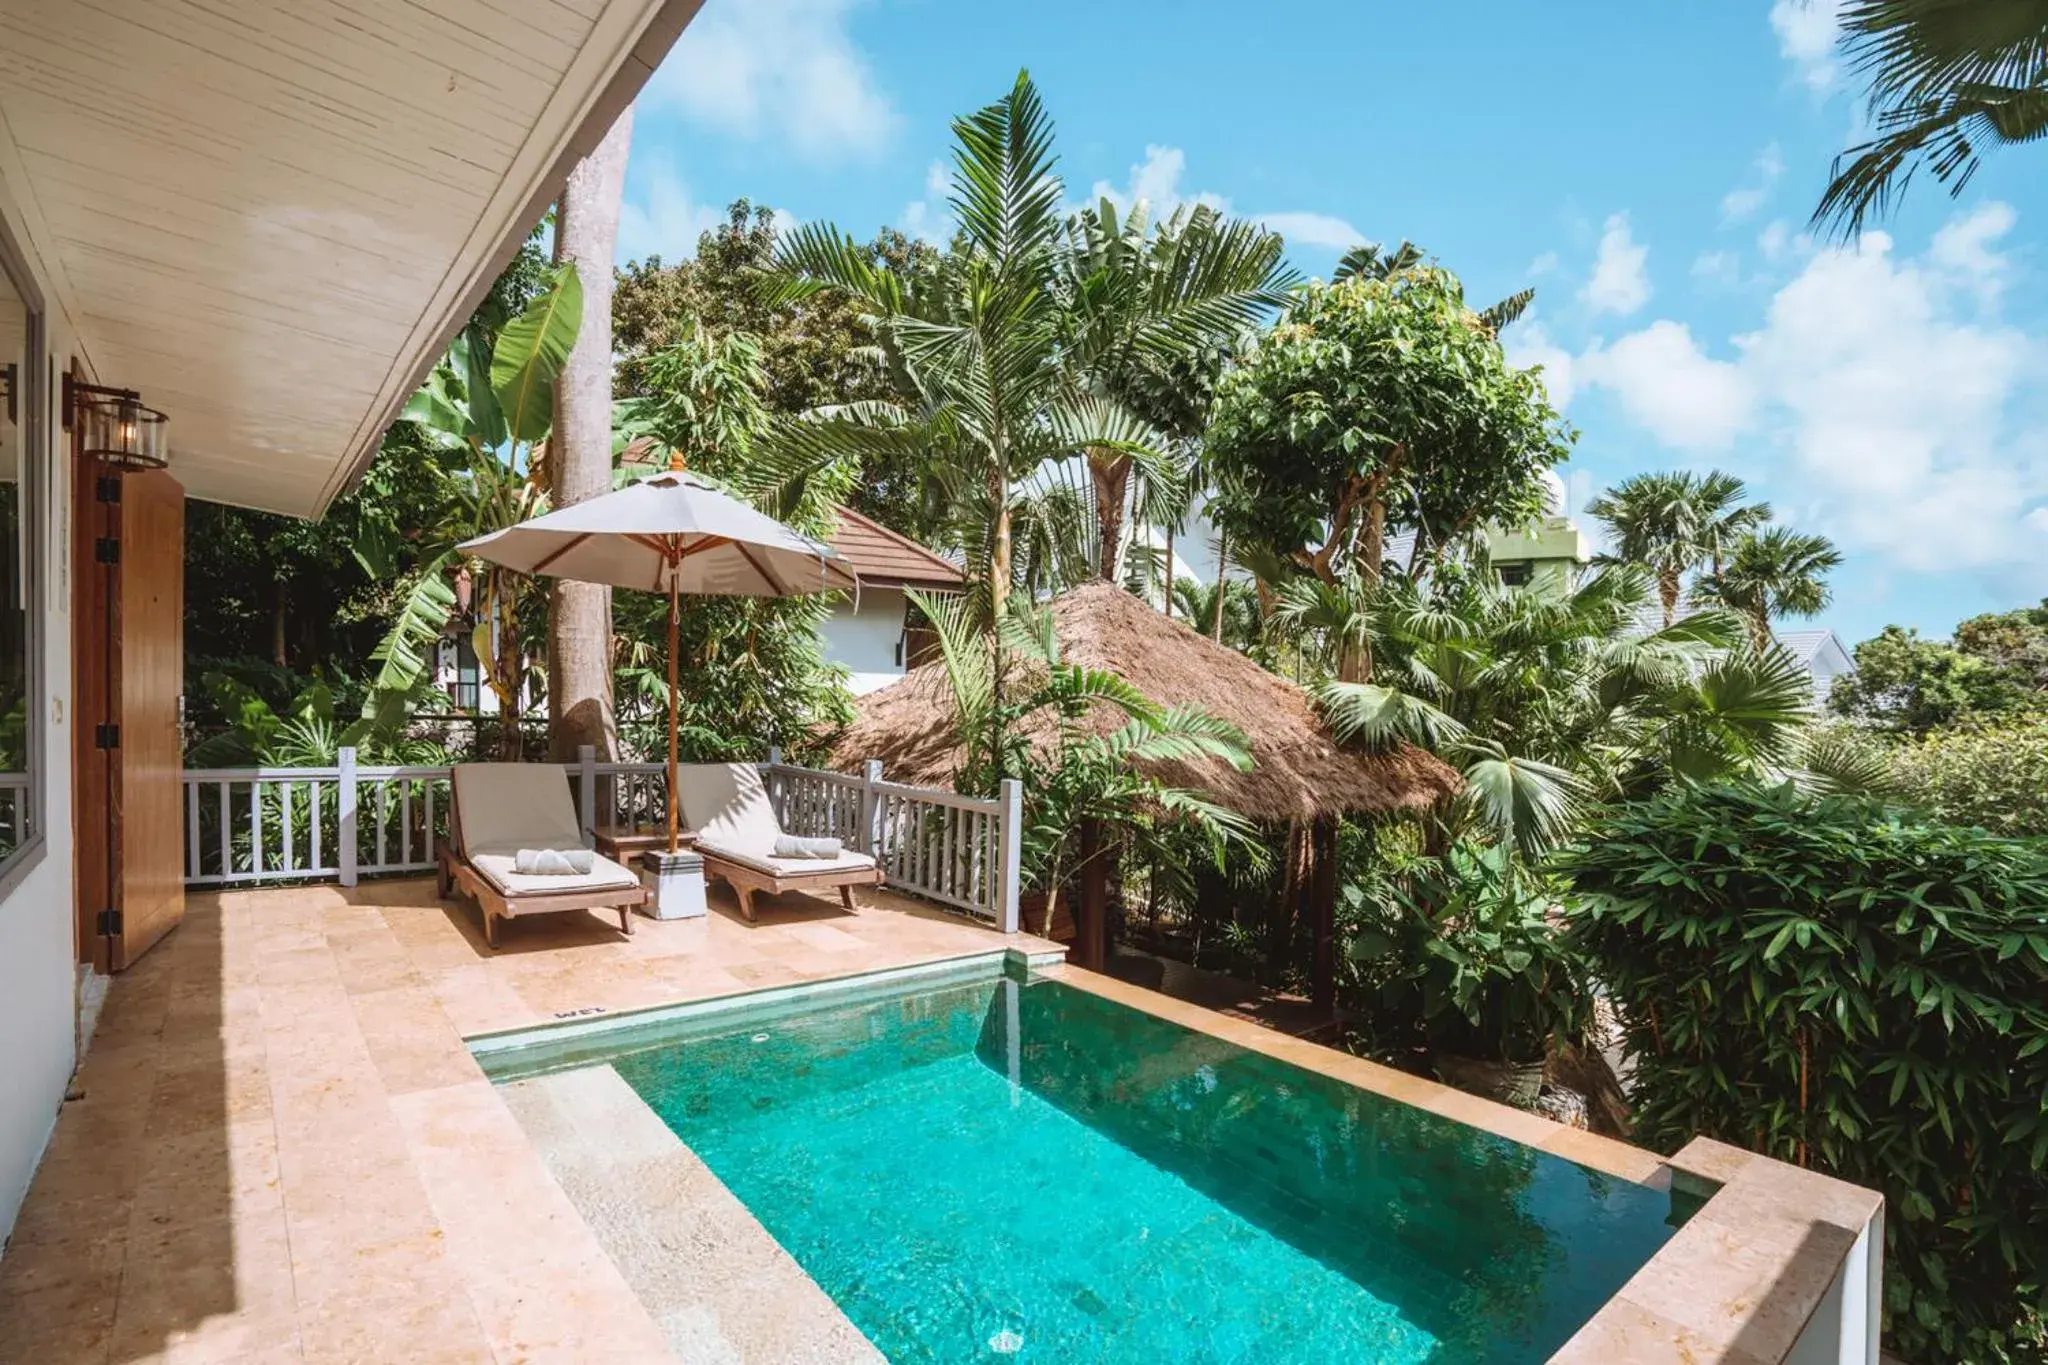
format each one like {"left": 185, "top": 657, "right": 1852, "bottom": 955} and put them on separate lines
{"left": 858, "top": 759, "right": 883, "bottom": 854}
{"left": 337, "top": 746, "right": 359, "bottom": 888}
{"left": 997, "top": 777, "right": 1023, "bottom": 934}
{"left": 577, "top": 744, "right": 597, "bottom": 844}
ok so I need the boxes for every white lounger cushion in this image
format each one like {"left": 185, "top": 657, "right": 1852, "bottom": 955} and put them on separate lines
{"left": 695, "top": 843, "right": 878, "bottom": 879}
{"left": 469, "top": 850, "right": 640, "bottom": 898}
{"left": 453, "top": 763, "right": 587, "bottom": 855}
{"left": 675, "top": 762, "right": 783, "bottom": 853}
{"left": 677, "top": 761, "right": 878, "bottom": 881}
{"left": 452, "top": 763, "right": 638, "bottom": 897}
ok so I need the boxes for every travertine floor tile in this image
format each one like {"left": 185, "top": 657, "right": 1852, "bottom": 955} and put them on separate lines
{"left": 1, "top": 879, "right": 1045, "bottom": 1363}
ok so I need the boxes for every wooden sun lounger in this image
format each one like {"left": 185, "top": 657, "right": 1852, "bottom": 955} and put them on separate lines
{"left": 435, "top": 763, "right": 646, "bottom": 950}
{"left": 696, "top": 848, "right": 885, "bottom": 922}
{"left": 678, "top": 762, "right": 885, "bottom": 922}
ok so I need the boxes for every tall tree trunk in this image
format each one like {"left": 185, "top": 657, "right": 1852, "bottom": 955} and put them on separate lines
{"left": 988, "top": 467, "right": 1012, "bottom": 621}
{"left": 1162, "top": 520, "right": 1175, "bottom": 617}
{"left": 1089, "top": 451, "right": 1132, "bottom": 583}
{"left": 546, "top": 106, "right": 633, "bottom": 763}
{"left": 1658, "top": 566, "right": 1681, "bottom": 627}
{"left": 1309, "top": 815, "right": 1339, "bottom": 1017}
{"left": 1213, "top": 531, "right": 1229, "bottom": 642}
{"left": 271, "top": 580, "right": 288, "bottom": 668}
{"left": 1749, "top": 604, "right": 1773, "bottom": 652}
{"left": 1336, "top": 497, "right": 1386, "bottom": 683}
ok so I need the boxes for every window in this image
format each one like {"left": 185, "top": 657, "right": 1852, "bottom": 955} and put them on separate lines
{"left": 1497, "top": 561, "right": 1533, "bottom": 588}
{"left": 0, "top": 232, "right": 41, "bottom": 872}
{"left": 450, "top": 631, "right": 481, "bottom": 712}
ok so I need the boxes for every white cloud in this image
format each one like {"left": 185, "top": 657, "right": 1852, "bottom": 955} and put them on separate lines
{"left": 1087, "top": 144, "right": 1228, "bottom": 219}
{"left": 900, "top": 160, "right": 952, "bottom": 243}
{"left": 643, "top": 0, "right": 896, "bottom": 158}
{"left": 616, "top": 160, "right": 727, "bottom": 265}
{"left": 1720, "top": 143, "right": 1785, "bottom": 224}
{"left": 1771, "top": 0, "right": 1844, "bottom": 91}
{"left": 1581, "top": 213, "right": 1651, "bottom": 315}
{"left": 1527, "top": 251, "right": 1560, "bottom": 278}
{"left": 1504, "top": 321, "right": 1578, "bottom": 408}
{"left": 1084, "top": 144, "right": 1359, "bottom": 252}
{"left": 1930, "top": 201, "right": 2019, "bottom": 305}
{"left": 1254, "top": 212, "right": 1364, "bottom": 250}
{"left": 1692, "top": 250, "right": 1742, "bottom": 288}
{"left": 1570, "top": 202, "right": 2048, "bottom": 580}
{"left": 1580, "top": 322, "right": 1753, "bottom": 449}
{"left": 1758, "top": 219, "right": 1798, "bottom": 263}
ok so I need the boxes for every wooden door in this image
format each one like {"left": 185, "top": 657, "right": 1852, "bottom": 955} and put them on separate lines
{"left": 113, "top": 469, "right": 185, "bottom": 967}
{"left": 72, "top": 458, "right": 185, "bottom": 972}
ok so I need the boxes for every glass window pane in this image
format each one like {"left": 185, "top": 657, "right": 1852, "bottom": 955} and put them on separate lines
{"left": 0, "top": 260, "right": 30, "bottom": 859}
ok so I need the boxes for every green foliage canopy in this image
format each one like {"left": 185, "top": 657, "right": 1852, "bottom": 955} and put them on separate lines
{"left": 1205, "top": 267, "right": 1570, "bottom": 597}
{"left": 1562, "top": 782, "right": 2048, "bottom": 1363}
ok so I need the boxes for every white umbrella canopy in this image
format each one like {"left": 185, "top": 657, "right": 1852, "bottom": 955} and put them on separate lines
{"left": 458, "top": 469, "right": 858, "bottom": 855}
{"left": 458, "top": 470, "right": 855, "bottom": 596}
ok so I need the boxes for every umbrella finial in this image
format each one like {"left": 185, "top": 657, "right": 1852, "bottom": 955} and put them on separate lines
{"left": 668, "top": 446, "right": 686, "bottom": 473}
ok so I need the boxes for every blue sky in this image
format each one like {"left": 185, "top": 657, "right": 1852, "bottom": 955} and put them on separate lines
{"left": 616, "top": 0, "right": 2048, "bottom": 647}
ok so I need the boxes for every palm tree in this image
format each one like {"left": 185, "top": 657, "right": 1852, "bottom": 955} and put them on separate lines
{"left": 1694, "top": 527, "right": 1844, "bottom": 650}
{"left": 763, "top": 72, "right": 1164, "bottom": 622}
{"left": 1307, "top": 565, "right": 1816, "bottom": 851}
{"left": 1060, "top": 201, "right": 1295, "bottom": 581}
{"left": 548, "top": 105, "right": 633, "bottom": 762}
{"left": 1585, "top": 470, "right": 1770, "bottom": 626}
{"left": 1814, "top": 1, "right": 2048, "bottom": 237}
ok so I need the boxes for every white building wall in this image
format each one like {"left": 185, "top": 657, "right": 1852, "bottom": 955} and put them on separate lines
{"left": 818, "top": 586, "right": 908, "bottom": 696}
{"left": 0, "top": 166, "right": 81, "bottom": 1242}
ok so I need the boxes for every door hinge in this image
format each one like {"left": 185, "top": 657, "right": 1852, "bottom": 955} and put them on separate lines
{"left": 94, "top": 723, "right": 119, "bottom": 750}
{"left": 93, "top": 537, "right": 120, "bottom": 564}
{"left": 94, "top": 475, "right": 122, "bottom": 504}
{"left": 96, "top": 908, "right": 122, "bottom": 937}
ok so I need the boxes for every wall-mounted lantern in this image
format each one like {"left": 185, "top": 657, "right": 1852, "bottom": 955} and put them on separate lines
{"left": 63, "top": 375, "right": 168, "bottom": 470}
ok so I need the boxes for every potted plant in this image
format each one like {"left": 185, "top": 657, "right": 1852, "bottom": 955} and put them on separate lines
{"left": 1352, "top": 842, "right": 1589, "bottom": 1108}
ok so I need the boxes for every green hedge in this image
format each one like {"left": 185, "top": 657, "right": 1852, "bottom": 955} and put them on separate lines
{"left": 1894, "top": 717, "right": 2048, "bottom": 839}
{"left": 1560, "top": 783, "right": 2048, "bottom": 1363}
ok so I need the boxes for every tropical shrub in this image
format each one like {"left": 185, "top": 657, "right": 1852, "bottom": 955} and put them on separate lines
{"left": 1893, "top": 718, "right": 2048, "bottom": 839}
{"left": 1560, "top": 782, "right": 2048, "bottom": 1363}
{"left": 1346, "top": 839, "right": 1589, "bottom": 1067}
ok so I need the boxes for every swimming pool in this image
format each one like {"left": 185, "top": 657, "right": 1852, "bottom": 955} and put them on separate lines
{"left": 485, "top": 967, "right": 1681, "bottom": 1362}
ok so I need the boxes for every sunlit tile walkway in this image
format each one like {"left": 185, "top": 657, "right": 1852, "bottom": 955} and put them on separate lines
{"left": 0, "top": 878, "right": 1044, "bottom": 1364}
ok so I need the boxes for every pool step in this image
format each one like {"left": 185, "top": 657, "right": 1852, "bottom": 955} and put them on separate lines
{"left": 500, "top": 1064, "right": 886, "bottom": 1365}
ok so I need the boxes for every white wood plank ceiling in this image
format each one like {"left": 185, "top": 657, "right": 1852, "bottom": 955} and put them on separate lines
{"left": 0, "top": 0, "right": 693, "bottom": 516}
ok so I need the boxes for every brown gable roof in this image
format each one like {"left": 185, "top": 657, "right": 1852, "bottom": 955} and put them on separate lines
{"left": 829, "top": 582, "right": 1461, "bottom": 822}
{"left": 827, "top": 506, "right": 966, "bottom": 589}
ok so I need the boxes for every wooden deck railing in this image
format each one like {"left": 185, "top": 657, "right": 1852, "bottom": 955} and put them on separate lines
{"left": 180, "top": 750, "right": 1023, "bottom": 932}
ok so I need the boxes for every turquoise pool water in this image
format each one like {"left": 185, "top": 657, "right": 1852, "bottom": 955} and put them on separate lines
{"left": 572, "top": 975, "right": 1678, "bottom": 1362}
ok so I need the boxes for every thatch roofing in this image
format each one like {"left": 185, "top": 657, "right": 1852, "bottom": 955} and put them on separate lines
{"left": 828, "top": 582, "right": 1462, "bottom": 823}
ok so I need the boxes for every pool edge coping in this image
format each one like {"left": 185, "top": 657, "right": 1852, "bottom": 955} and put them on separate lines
{"left": 464, "top": 943, "right": 1066, "bottom": 1060}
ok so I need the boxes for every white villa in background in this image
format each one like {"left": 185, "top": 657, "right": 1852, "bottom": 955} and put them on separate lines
{"left": 815, "top": 507, "right": 966, "bottom": 694}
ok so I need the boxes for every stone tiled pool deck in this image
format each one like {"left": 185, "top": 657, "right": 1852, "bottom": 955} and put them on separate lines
{"left": 0, "top": 876, "right": 1880, "bottom": 1363}
{"left": 0, "top": 878, "right": 1051, "bottom": 1364}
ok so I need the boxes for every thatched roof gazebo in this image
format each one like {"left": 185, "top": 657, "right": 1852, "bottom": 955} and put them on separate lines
{"left": 829, "top": 582, "right": 1462, "bottom": 999}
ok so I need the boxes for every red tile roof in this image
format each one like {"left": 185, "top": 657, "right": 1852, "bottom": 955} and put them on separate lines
{"left": 828, "top": 506, "right": 965, "bottom": 588}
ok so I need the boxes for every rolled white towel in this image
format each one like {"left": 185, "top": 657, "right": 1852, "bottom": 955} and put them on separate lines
{"left": 772, "top": 835, "right": 844, "bottom": 859}
{"left": 514, "top": 847, "right": 595, "bottom": 876}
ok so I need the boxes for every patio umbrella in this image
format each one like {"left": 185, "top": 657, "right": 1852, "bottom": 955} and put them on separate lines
{"left": 460, "top": 469, "right": 856, "bottom": 853}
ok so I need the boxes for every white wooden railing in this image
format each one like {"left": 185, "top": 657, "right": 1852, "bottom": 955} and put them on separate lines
{"left": 181, "top": 748, "right": 1023, "bottom": 931}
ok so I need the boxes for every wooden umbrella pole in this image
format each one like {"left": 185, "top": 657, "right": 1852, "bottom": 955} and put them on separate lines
{"left": 666, "top": 561, "right": 681, "bottom": 854}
